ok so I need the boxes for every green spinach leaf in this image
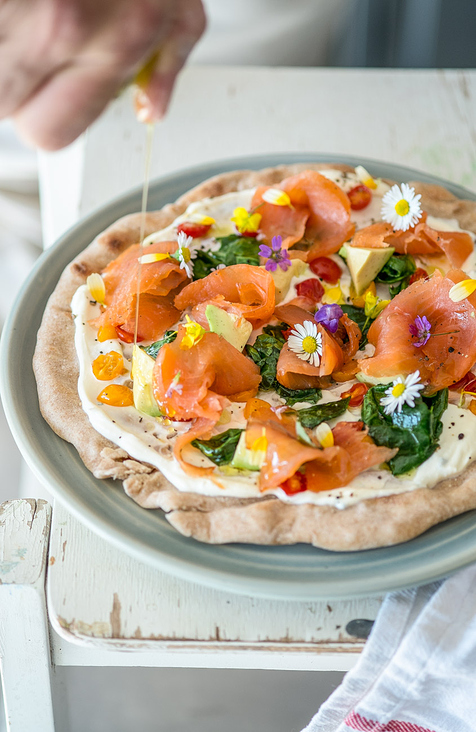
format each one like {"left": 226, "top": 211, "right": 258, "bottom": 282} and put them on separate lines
{"left": 192, "top": 428, "right": 243, "bottom": 466}
{"left": 192, "top": 234, "right": 261, "bottom": 279}
{"left": 341, "top": 304, "right": 372, "bottom": 347}
{"left": 376, "top": 254, "right": 416, "bottom": 298}
{"left": 361, "top": 385, "right": 448, "bottom": 475}
{"left": 297, "top": 397, "right": 351, "bottom": 430}
{"left": 142, "top": 330, "right": 177, "bottom": 360}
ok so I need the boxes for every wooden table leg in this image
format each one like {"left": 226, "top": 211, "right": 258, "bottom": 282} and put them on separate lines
{"left": 0, "top": 500, "right": 56, "bottom": 732}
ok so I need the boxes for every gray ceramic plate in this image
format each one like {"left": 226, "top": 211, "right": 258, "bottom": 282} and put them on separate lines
{"left": 3, "top": 153, "right": 476, "bottom": 601}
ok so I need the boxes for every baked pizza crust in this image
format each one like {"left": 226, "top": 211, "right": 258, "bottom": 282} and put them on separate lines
{"left": 33, "top": 163, "right": 476, "bottom": 550}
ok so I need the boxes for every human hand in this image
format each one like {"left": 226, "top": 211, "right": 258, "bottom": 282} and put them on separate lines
{"left": 0, "top": 0, "right": 206, "bottom": 150}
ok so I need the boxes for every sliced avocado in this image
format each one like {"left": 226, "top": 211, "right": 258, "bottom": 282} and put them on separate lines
{"left": 230, "top": 432, "right": 266, "bottom": 471}
{"left": 343, "top": 244, "right": 395, "bottom": 296}
{"left": 269, "top": 258, "right": 308, "bottom": 303}
{"left": 206, "top": 304, "right": 252, "bottom": 352}
{"left": 132, "top": 345, "right": 162, "bottom": 418}
{"left": 356, "top": 371, "right": 401, "bottom": 386}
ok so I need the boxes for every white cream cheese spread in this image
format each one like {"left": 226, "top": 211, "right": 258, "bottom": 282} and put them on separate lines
{"left": 71, "top": 173, "right": 476, "bottom": 508}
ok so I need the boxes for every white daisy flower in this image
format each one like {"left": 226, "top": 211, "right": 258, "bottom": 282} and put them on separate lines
{"left": 288, "top": 321, "right": 323, "bottom": 367}
{"left": 165, "top": 371, "right": 183, "bottom": 398}
{"left": 381, "top": 370, "right": 424, "bottom": 415}
{"left": 381, "top": 183, "right": 422, "bottom": 232}
{"left": 175, "top": 231, "right": 197, "bottom": 278}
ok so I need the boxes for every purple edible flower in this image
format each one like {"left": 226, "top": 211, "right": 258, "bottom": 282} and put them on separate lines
{"left": 314, "top": 304, "right": 343, "bottom": 334}
{"left": 259, "top": 235, "right": 291, "bottom": 272}
{"left": 409, "top": 315, "right": 431, "bottom": 347}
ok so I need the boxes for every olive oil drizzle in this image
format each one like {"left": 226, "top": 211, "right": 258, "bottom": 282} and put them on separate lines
{"left": 134, "top": 122, "right": 155, "bottom": 346}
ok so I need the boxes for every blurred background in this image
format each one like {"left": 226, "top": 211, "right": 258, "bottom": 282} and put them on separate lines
{"left": 0, "top": 0, "right": 475, "bottom": 730}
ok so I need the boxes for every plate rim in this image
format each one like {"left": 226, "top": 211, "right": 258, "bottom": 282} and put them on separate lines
{"left": 3, "top": 151, "right": 476, "bottom": 601}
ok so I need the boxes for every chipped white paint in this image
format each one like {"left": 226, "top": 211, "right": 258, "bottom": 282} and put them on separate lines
{"left": 47, "top": 503, "right": 380, "bottom": 670}
{"left": 0, "top": 500, "right": 54, "bottom": 732}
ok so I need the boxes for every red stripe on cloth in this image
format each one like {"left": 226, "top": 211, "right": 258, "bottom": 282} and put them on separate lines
{"left": 344, "top": 710, "right": 437, "bottom": 732}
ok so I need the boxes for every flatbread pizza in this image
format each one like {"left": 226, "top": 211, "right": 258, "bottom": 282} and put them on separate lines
{"left": 34, "top": 162, "right": 476, "bottom": 549}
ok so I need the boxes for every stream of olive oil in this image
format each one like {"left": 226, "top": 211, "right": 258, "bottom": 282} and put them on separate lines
{"left": 134, "top": 122, "right": 155, "bottom": 346}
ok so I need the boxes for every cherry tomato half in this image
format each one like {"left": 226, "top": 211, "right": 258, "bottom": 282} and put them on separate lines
{"left": 115, "top": 326, "right": 143, "bottom": 343}
{"left": 309, "top": 256, "right": 342, "bottom": 284}
{"left": 295, "top": 278, "right": 325, "bottom": 303}
{"left": 177, "top": 222, "right": 212, "bottom": 238}
{"left": 281, "top": 471, "right": 307, "bottom": 495}
{"left": 409, "top": 267, "right": 429, "bottom": 285}
{"left": 341, "top": 382, "right": 369, "bottom": 407}
{"left": 97, "top": 384, "right": 134, "bottom": 407}
{"left": 450, "top": 372, "right": 476, "bottom": 392}
{"left": 348, "top": 184, "right": 372, "bottom": 211}
{"left": 92, "top": 351, "right": 125, "bottom": 381}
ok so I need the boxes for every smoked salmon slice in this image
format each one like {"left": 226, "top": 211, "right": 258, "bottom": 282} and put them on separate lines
{"left": 245, "top": 418, "right": 395, "bottom": 492}
{"left": 251, "top": 171, "right": 355, "bottom": 258}
{"left": 154, "top": 326, "right": 261, "bottom": 475}
{"left": 93, "top": 241, "right": 187, "bottom": 341}
{"left": 250, "top": 185, "right": 309, "bottom": 249}
{"left": 358, "top": 271, "right": 476, "bottom": 391}
{"left": 282, "top": 171, "right": 355, "bottom": 259}
{"left": 153, "top": 326, "right": 261, "bottom": 422}
{"left": 174, "top": 264, "right": 275, "bottom": 327}
{"left": 351, "top": 219, "right": 473, "bottom": 269}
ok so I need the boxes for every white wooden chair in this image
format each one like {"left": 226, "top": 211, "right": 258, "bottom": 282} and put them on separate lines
{"left": 0, "top": 499, "right": 381, "bottom": 731}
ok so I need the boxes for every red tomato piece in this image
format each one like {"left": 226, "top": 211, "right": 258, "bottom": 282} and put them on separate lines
{"left": 450, "top": 371, "right": 476, "bottom": 392}
{"left": 115, "top": 326, "right": 143, "bottom": 343}
{"left": 341, "top": 382, "right": 369, "bottom": 407}
{"left": 282, "top": 327, "right": 294, "bottom": 340}
{"left": 295, "top": 278, "right": 325, "bottom": 303}
{"left": 177, "top": 222, "right": 212, "bottom": 238}
{"left": 348, "top": 185, "right": 372, "bottom": 211}
{"left": 281, "top": 471, "right": 307, "bottom": 495}
{"left": 409, "top": 267, "right": 429, "bottom": 285}
{"left": 309, "top": 256, "right": 342, "bottom": 284}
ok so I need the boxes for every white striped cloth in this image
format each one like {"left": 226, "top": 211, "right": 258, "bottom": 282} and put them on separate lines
{"left": 302, "top": 564, "right": 476, "bottom": 732}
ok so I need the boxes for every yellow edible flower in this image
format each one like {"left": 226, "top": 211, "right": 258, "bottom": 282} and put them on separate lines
{"left": 364, "top": 291, "right": 390, "bottom": 319}
{"left": 186, "top": 213, "right": 216, "bottom": 225}
{"left": 231, "top": 207, "right": 262, "bottom": 234}
{"left": 448, "top": 279, "right": 476, "bottom": 303}
{"left": 355, "top": 165, "right": 378, "bottom": 190}
{"left": 180, "top": 315, "right": 205, "bottom": 350}
{"left": 251, "top": 428, "right": 268, "bottom": 453}
{"left": 261, "top": 188, "right": 293, "bottom": 208}
{"left": 322, "top": 284, "right": 345, "bottom": 305}
{"left": 138, "top": 252, "right": 170, "bottom": 264}
{"left": 87, "top": 273, "right": 106, "bottom": 305}
{"left": 315, "top": 422, "right": 334, "bottom": 448}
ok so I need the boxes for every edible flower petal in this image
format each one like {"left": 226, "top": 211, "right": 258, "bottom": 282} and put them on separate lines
{"left": 355, "top": 165, "right": 378, "bottom": 190}
{"left": 172, "top": 231, "right": 197, "bottom": 278}
{"left": 165, "top": 371, "right": 183, "bottom": 398}
{"left": 448, "top": 278, "right": 476, "bottom": 303}
{"left": 322, "top": 284, "right": 345, "bottom": 305}
{"left": 252, "top": 428, "right": 268, "bottom": 453}
{"left": 380, "top": 370, "right": 424, "bottom": 415}
{"left": 186, "top": 213, "right": 215, "bottom": 225}
{"left": 180, "top": 315, "right": 205, "bottom": 350}
{"left": 258, "top": 234, "right": 291, "bottom": 272}
{"left": 315, "top": 422, "right": 334, "bottom": 448}
{"left": 87, "top": 273, "right": 106, "bottom": 305}
{"left": 288, "top": 320, "right": 323, "bottom": 367}
{"left": 231, "top": 207, "right": 262, "bottom": 235}
{"left": 138, "top": 252, "right": 171, "bottom": 264}
{"left": 364, "top": 291, "right": 390, "bottom": 319}
{"left": 381, "top": 183, "right": 422, "bottom": 231}
{"left": 409, "top": 315, "right": 431, "bottom": 347}
{"left": 261, "top": 188, "right": 293, "bottom": 208}
{"left": 314, "top": 303, "right": 343, "bottom": 334}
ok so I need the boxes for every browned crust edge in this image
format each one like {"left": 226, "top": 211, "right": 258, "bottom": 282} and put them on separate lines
{"left": 33, "top": 163, "right": 476, "bottom": 549}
